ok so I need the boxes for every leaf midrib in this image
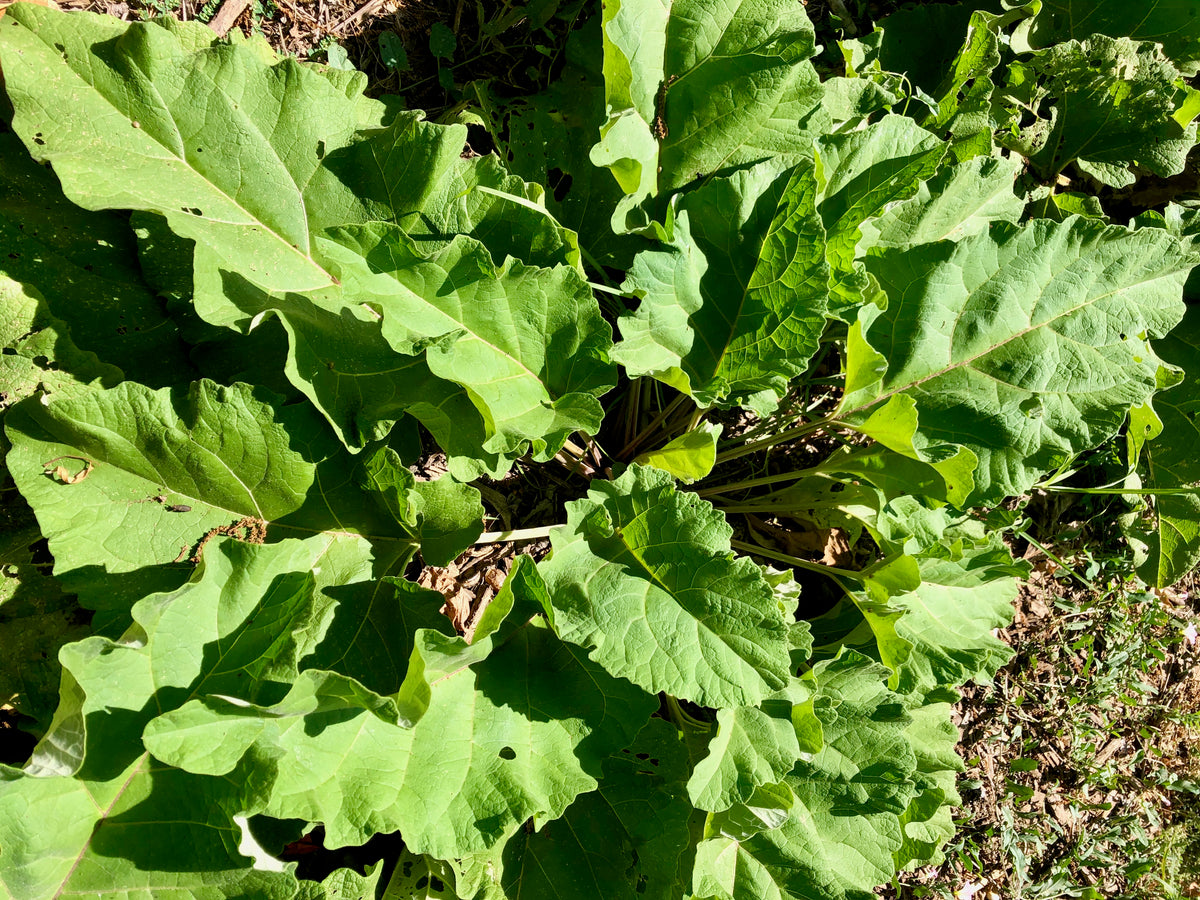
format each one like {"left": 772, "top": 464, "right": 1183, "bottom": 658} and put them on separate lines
{"left": 17, "top": 17, "right": 333, "bottom": 293}
{"left": 840, "top": 244, "right": 1185, "bottom": 420}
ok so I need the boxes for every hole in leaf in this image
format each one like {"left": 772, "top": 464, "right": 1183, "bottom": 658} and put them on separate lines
{"left": 499, "top": 746, "right": 516, "bottom": 760}
{"left": 549, "top": 167, "right": 572, "bottom": 203}
{"left": 33, "top": 133, "right": 45, "bottom": 145}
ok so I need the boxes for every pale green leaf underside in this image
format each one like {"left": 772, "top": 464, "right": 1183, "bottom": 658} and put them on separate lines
{"left": 634, "top": 422, "right": 721, "bottom": 483}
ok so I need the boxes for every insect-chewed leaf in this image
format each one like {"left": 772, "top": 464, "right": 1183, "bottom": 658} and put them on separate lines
{"left": 996, "top": 34, "right": 1196, "bottom": 185}
{"left": 1013, "top": 0, "right": 1200, "bottom": 76}
{"left": 454, "top": 717, "right": 693, "bottom": 900}
{"left": 539, "top": 464, "right": 792, "bottom": 708}
{"left": 145, "top": 575, "right": 656, "bottom": 857}
{"left": 4, "top": 379, "right": 417, "bottom": 611}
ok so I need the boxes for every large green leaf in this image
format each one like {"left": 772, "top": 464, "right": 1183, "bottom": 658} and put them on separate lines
{"left": 192, "top": 262, "right": 507, "bottom": 471}
{"left": 0, "top": 538, "right": 345, "bottom": 900}
{"left": 686, "top": 691, "right": 809, "bottom": 814}
{"left": 996, "top": 35, "right": 1197, "bottom": 186}
{"left": 0, "top": 128, "right": 193, "bottom": 389}
{"left": 858, "top": 155, "right": 1022, "bottom": 252}
{"left": 0, "top": 6, "right": 579, "bottom": 460}
{"left": 319, "top": 227, "right": 616, "bottom": 461}
{"left": 304, "top": 574, "right": 451, "bottom": 702}
{"left": 145, "top": 585, "right": 655, "bottom": 857}
{"left": 0, "top": 758, "right": 299, "bottom": 900}
{"left": 614, "top": 160, "right": 828, "bottom": 412}
{"left": 592, "top": 0, "right": 826, "bottom": 232}
{"left": 814, "top": 115, "right": 946, "bottom": 314}
{"left": 299, "top": 866, "right": 383, "bottom": 900}
{"left": 1012, "top": 0, "right": 1200, "bottom": 75}
{"left": 4, "top": 380, "right": 415, "bottom": 610}
{"left": 690, "top": 653, "right": 918, "bottom": 900}
{"left": 840, "top": 218, "right": 1193, "bottom": 504}
{"left": 539, "top": 464, "right": 792, "bottom": 708}
{"left": 453, "top": 718, "right": 692, "bottom": 900}
{"left": 855, "top": 537, "right": 1022, "bottom": 695}
{"left": 1137, "top": 305, "right": 1200, "bottom": 586}
{"left": 379, "top": 850, "right": 457, "bottom": 899}
{"left": 0, "top": 7, "right": 575, "bottom": 292}
{"left": 893, "top": 696, "right": 963, "bottom": 871}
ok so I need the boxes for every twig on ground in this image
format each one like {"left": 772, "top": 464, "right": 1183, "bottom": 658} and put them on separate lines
{"left": 331, "top": 0, "right": 382, "bottom": 33}
{"left": 207, "top": 0, "right": 249, "bottom": 36}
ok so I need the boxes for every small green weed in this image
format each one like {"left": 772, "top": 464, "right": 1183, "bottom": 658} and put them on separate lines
{"left": 887, "top": 549, "right": 1200, "bottom": 900}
